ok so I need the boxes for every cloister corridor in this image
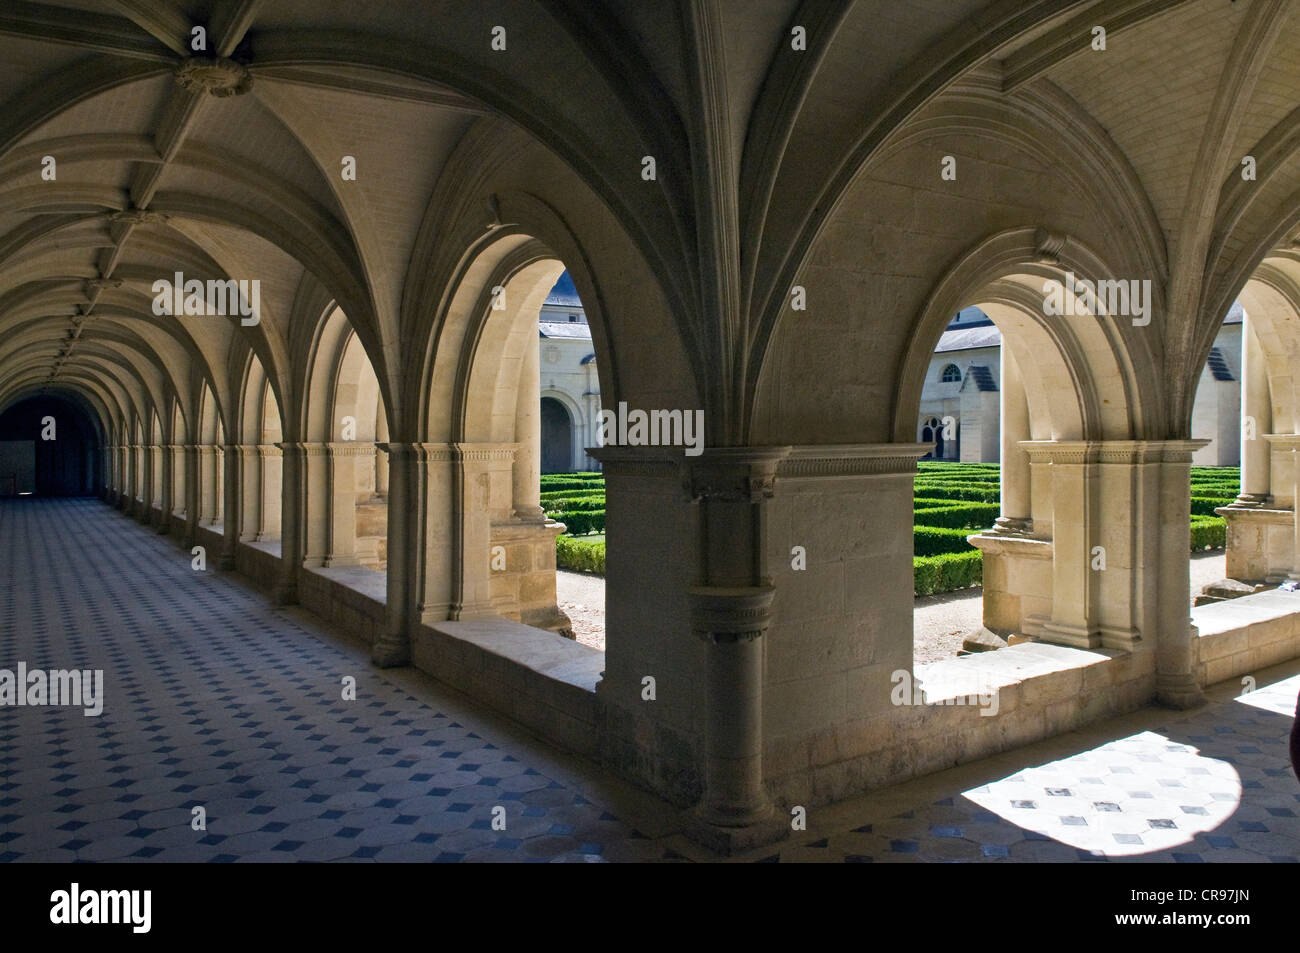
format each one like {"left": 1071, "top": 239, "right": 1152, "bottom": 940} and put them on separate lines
{"left": 2, "top": 497, "right": 1296, "bottom": 864}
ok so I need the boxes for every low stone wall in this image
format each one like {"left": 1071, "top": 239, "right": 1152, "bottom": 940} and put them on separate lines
{"left": 413, "top": 619, "right": 602, "bottom": 757}
{"left": 764, "top": 641, "right": 1156, "bottom": 808}
{"left": 1194, "top": 588, "right": 1300, "bottom": 685}
{"left": 297, "top": 565, "right": 386, "bottom": 646}
{"left": 234, "top": 541, "right": 281, "bottom": 595}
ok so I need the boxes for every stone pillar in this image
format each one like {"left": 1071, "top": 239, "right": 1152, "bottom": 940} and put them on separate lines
{"left": 418, "top": 444, "right": 456, "bottom": 625}
{"left": 1238, "top": 315, "right": 1272, "bottom": 505}
{"left": 993, "top": 346, "right": 1032, "bottom": 535}
{"left": 182, "top": 444, "right": 199, "bottom": 549}
{"left": 220, "top": 443, "right": 240, "bottom": 570}
{"left": 449, "top": 443, "right": 517, "bottom": 620}
{"left": 513, "top": 333, "right": 545, "bottom": 520}
{"left": 157, "top": 442, "right": 174, "bottom": 533}
{"left": 1264, "top": 434, "right": 1300, "bottom": 581}
{"left": 681, "top": 448, "right": 789, "bottom": 852}
{"left": 1154, "top": 441, "right": 1209, "bottom": 708}
{"left": 372, "top": 442, "right": 419, "bottom": 667}
{"left": 275, "top": 442, "right": 305, "bottom": 605}
{"left": 197, "top": 446, "right": 217, "bottom": 525}
{"left": 237, "top": 444, "right": 261, "bottom": 542}
{"left": 138, "top": 444, "right": 155, "bottom": 524}
{"left": 1021, "top": 441, "right": 1099, "bottom": 648}
{"left": 331, "top": 444, "right": 371, "bottom": 566}
{"left": 257, "top": 444, "right": 282, "bottom": 539}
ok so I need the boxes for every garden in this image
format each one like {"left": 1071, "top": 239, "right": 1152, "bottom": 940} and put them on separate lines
{"left": 544, "top": 464, "right": 1239, "bottom": 597}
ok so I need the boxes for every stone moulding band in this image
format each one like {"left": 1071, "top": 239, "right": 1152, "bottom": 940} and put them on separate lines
{"left": 1018, "top": 439, "right": 1211, "bottom": 465}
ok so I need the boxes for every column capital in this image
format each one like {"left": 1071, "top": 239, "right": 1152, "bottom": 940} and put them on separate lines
{"left": 681, "top": 447, "right": 790, "bottom": 504}
{"left": 686, "top": 585, "right": 776, "bottom": 643}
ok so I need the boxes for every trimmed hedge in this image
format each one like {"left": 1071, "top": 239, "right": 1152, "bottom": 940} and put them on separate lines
{"left": 1190, "top": 516, "right": 1226, "bottom": 551}
{"left": 914, "top": 526, "right": 977, "bottom": 557}
{"left": 914, "top": 550, "right": 983, "bottom": 596}
{"left": 1190, "top": 495, "right": 1235, "bottom": 517}
{"left": 913, "top": 501, "right": 1000, "bottom": 529}
{"left": 552, "top": 509, "right": 605, "bottom": 535}
{"left": 912, "top": 484, "right": 1000, "bottom": 503}
{"left": 557, "top": 535, "right": 605, "bottom": 574}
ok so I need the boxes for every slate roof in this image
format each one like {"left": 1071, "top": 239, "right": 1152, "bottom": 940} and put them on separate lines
{"left": 1206, "top": 347, "right": 1235, "bottom": 382}
{"left": 963, "top": 364, "right": 998, "bottom": 391}
{"left": 935, "top": 323, "right": 1001, "bottom": 353}
{"left": 539, "top": 321, "right": 593, "bottom": 339}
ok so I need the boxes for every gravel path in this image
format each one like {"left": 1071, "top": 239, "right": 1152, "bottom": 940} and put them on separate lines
{"left": 561, "top": 552, "right": 1230, "bottom": 663}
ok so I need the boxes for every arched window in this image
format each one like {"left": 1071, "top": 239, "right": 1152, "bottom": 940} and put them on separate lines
{"left": 941, "top": 363, "right": 962, "bottom": 383}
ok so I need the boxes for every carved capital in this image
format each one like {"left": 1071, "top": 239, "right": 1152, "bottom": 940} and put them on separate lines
{"left": 681, "top": 447, "right": 789, "bottom": 504}
{"left": 686, "top": 586, "right": 776, "bottom": 643}
{"left": 175, "top": 57, "right": 253, "bottom": 97}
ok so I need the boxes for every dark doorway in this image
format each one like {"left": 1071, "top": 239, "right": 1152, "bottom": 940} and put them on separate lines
{"left": 540, "top": 397, "right": 573, "bottom": 473}
{"left": 0, "top": 395, "right": 101, "bottom": 496}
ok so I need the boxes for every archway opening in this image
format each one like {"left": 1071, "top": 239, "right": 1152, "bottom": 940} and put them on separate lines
{"left": 0, "top": 394, "right": 100, "bottom": 496}
{"left": 540, "top": 397, "right": 574, "bottom": 474}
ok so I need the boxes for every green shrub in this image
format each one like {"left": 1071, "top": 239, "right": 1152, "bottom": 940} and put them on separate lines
{"left": 552, "top": 509, "right": 605, "bottom": 535}
{"left": 556, "top": 535, "right": 606, "bottom": 574}
{"left": 912, "top": 502, "right": 1000, "bottom": 529}
{"left": 542, "top": 496, "right": 606, "bottom": 512}
{"left": 913, "top": 525, "right": 976, "bottom": 557}
{"left": 1189, "top": 495, "right": 1235, "bottom": 517}
{"left": 912, "top": 484, "right": 1000, "bottom": 502}
{"left": 1189, "top": 517, "right": 1226, "bottom": 551}
{"left": 913, "top": 550, "right": 982, "bottom": 595}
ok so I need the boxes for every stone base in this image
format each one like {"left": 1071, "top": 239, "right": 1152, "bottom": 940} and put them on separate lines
{"left": 370, "top": 636, "right": 410, "bottom": 668}
{"left": 682, "top": 808, "right": 790, "bottom": 856}
{"left": 1155, "top": 673, "right": 1206, "bottom": 710}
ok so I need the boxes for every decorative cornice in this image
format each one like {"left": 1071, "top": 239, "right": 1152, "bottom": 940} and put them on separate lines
{"left": 1264, "top": 433, "right": 1300, "bottom": 450}
{"left": 682, "top": 447, "right": 789, "bottom": 504}
{"left": 175, "top": 56, "right": 252, "bottom": 97}
{"left": 779, "top": 443, "right": 931, "bottom": 479}
{"left": 1018, "top": 439, "right": 1210, "bottom": 465}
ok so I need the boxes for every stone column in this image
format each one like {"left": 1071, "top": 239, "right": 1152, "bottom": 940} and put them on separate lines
{"left": 1265, "top": 434, "right": 1300, "bottom": 581}
{"left": 157, "top": 442, "right": 174, "bottom": 533}
{"left": 137, "top": 444, "right": 153, "bottom": 524}
{"left": 220, "top": 443, "right": 240, "bottom": 570}
{"left": 372, "top": 442, "right": 419, "bottom": 667}
{"left": 182, "top": 444, "right": 199, "bottom": 549}
{"left": 993, "top": 346, "right": 1032, "bottom": 535}
{"left": 257, "top": 444, "right": 282, "bottom": 539}
{"left": 418, "top": 444, "right": 456, "bottom": 625}
{"left": 274, "top": 442, "right": 305, "bottom": 605}
{"left": 681, "top": 448, "right": 789, "bottom": 852}
{"left": 1238, "top": 315, "right": 1272, "bottom": 505}
{"left": 324, "top": 443, "right": 370, "bottom": 567}
{"left": 1155, "top": 440, "right": 1209, "bottom": 708}
{"left": 1021, "top": 441, "right": 1099, "bottom": 648}
{"left": 449, "top": 443, "right": 517, "bottom": 620}
{"left": 237, "top": 444, "right": 261, "bottom": 542}
{"left": 513, "top": 333, "right": 545, "bottom": 520}
{"left": 197, "top": 446, "right": 217, "bottom": 525}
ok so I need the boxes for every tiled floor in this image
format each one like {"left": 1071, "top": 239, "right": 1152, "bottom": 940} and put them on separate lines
{"left": 1, "top": 498, "right": 1297, "bottom": 863}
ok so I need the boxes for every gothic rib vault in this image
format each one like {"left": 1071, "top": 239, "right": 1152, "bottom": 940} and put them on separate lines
{"left": 0, "top": 0, "right": 1299, "bottom": 852}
